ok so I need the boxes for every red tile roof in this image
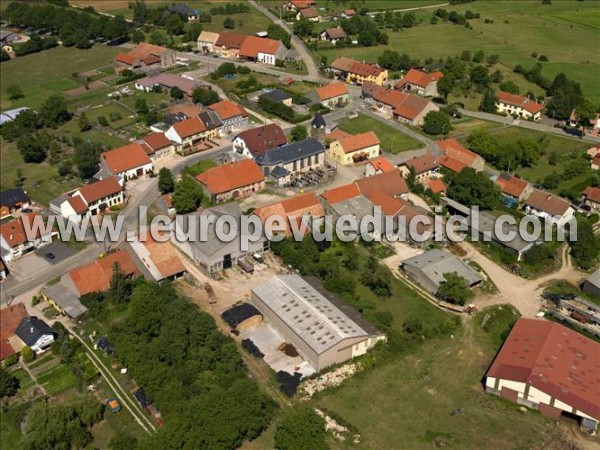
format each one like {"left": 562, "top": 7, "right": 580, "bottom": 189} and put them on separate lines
{"left": 215, "top": 32, "right": 247, "bottom": 49}
{"left": 78, "top": 176, "right": 122, "bottom": 204}
{"left": 235, "top": 124, "right": 287, "bottom": 156}
{"left": 337, "top": 131, "right": 380, "bottom": 154}
{"left": 321, "top": 183, "right": 361, "bottom": 205}
{"left": 299, "top": 7, "right": 319, "bottom": 18}
{"left": 240, "top": 36, "right": 282, "bottom": 58}
{"left": 196, "top": 159, "right": 264, "bottom": 195}
{"left": 486, "top": 318, "right": 600, "bottom": 421}
{"left": 344, "top": 8, "right": 356, "bottom": 16}
{"left": 526, "top": 190, "right": 572, "bottom": 216}
{"left": 355, "top": 169, "right": 409, "bottom": 198}
{"left": 497, "top": 91, "right": 544, "bottom": 115}
{"left": 367, "top": 157, "right": 394, "bottom": 173}
{"left": 292, "top": 0, "right": 316, "bottom": 8}
{"left": 438, "top": 138, "right": 480, "bottom": 167}
{"left": 101, "top": 144, "right": 152, "bottom": 174}
{"left": 0, "top": 304, "right": 28, "bottom": 360}
{"left": 330, "top": 57, "right": 385, "bottom": 78}
{"left": 424, "top": 178, "right": 446, "bottom": 194}
{"left": 69, "top": 249, "right": 140, "bottom": 296}
{"left": 0, "top": 213, "right": 47, "bottom": 248}
{"left": 208, "top": 100, "right": 248, "bottom": 120}
{"left": 582, "top": 186, "right": 600, "bottom": 204}
{"left": 115, "top": 53, "right": 137, "bottom": 65}
{"left": 322, "top": 27, "right": 346, "bottom": 40}
{"left": 68, "top": 196, "right": 88, "bottom": 214}
{"left": 373, "top": 87, "right": 408, "bottom": 107}
{"left": 316, "top": 82, "right": 349, "bottom": 101}
{"left": 495, "top": 174, "right": 530, "bottom": 199}
{"left": 162, "top": 193, "right": 173, "bottom": 209}
{"left": 395, "top": 68, "right": 443, "bottom": 89}
{"left": 404, "top": 154, "right": 439, "bottom": 174}
{"left": 171, "top": 117, "right": 207, "bottom": 139}
{"left": 438, "top": 155, "right": 467, "bottom": 173}
{"left": 115, "top": 42, "right": 167, "bottom": 65}
{"left": 324, "top": 128, "right": 352, "bottom": 142}
{"left": 141, "top": 132, "right": 172, "bottom": 153}
{"left": 393, "top": 94, "right": 431, "bottom": 120}
{"left": 141, "top": 236, "right": 185, "bottom": 279}
{"left": 254, "top": 193, "right": 324, "bottom": 235}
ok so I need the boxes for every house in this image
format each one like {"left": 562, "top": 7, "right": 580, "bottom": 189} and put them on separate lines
{"left": 395, "top": 68, "right": 444, "bottom": 97}
{"left": 582, "top": 269, "right": 600, "bottom": 298}
{"left": 438, "top": 138, "right": 485, "bottom": 172}
{"left": 329, "top": 57, "right": 388, "bottom": 86}
{"left": 588, "top": 146, "right": 600, "bottom": 170}
{"left": 114, "top": 42, "right": 176, "bottom": 72}
{"left": 484, "top": 318, "right": 599, "bottom": 434}
{"left": 0, "top": 188, "right": 29, "bottom": 218}
{"left": 284, "top": 0, "right": 317, "bottom": 11}
{"left": 0, "top": 213, "right": 57, "bottom": 263}
{"left": 100, "top": 143, "right": 154, "bottom": 181}
{"left": 165, "top": 117, "right": 210, "bottom": 153}
{"left": 319, "top": 27, "right": 346, "bottom": 44}
{"left": 214, "top": 32, "right": 247, "bottom": 58}
{"left": 50, "top": 176, "right": 124, "bottom": 223}
{"left": 327, "top": 131, "right": 380, "bottom": 165}
{"left": 160, "top": 193, "right": 176, "bottom": 216}
{"left": 167, "top": 3, "right": 199, "bottom": 21}
{"left": 128, "top": 235, "right": 186, "bottom": 282}
{"left": 361, "top": 81, "right": 383, "bottom": 100}
{"left": 197, "top": 30, "right": 220, "bottom": 53}
{"left": 314, "top": 82, "right": 349, "bottom": 108}
{"left": 140, "top": 132, "right": 175, "bottom": 159}
{"left": 367, "top": 191, "right": 432, "bottom": 239}
{"left": 391, "top": 92, "right": 439, "bottom": 126}
{"left": 423, "top": 178, "right": 447, "bottom": 195}
{"left": 171, "top": 202, "right": 268, "bottom": 275}
{"left": 196, "top": 159, "right": 265, "bottom": 203}
{"left": 233, "top": 123, "right": 287, "bottom": 158}
{"left": 240, "top": 36, "right": 286, "bottom": 66}
{"left": 250, "top": 275, "right": 386, "bottom": 371}
{"left": 254, "top": 192, "right": 325, "bottom": 237}
{"left": 581, "top": 186, "right": 600, "bottom": 211}
{"left": 364, "top": 157, "right": 394, "bottom": 177}
{"left": 401, "top": 249, "right": 482, "bottom": 295}
{"left": 0, "top": 304, "right": 28, "bottom": 360}
{"left": 260, "top": 89, "right": 293, "bottom": 106}
{"left": 43, "top": 276, "right": 88, "bottom": 319}
{"left": 296, "top": 7, "right": 320, "bottom": 21}
{"left": 496, "top": 91, "right": 544, "bottom": 120}
{"left": 208, "top": 100, "right": 248, "bottom": 134}
{"left": 524, "top": 190, "right": 575, "bottom": 226}
{"left": 340, "top": 8, "right": 356, "bottom": 18}
{"left": 398, "top": 154, "right": 440, "bottom": 181}
{"left": 494, "top": 173, "right": 533, "bottom": 203}
{"left": 15, "top": 316, "right": 55, "bottom": 353}
{"left": 569, "top": 110, "right": 600, "bottom": 136}
{"left": 324, "top": 128, "right": 352, "bottom": 144}
{"left": 135, "top": 74, "right": 199, "bottom": 97}
{"left": 255, "top": 138, "right": 325, "bottom": 186}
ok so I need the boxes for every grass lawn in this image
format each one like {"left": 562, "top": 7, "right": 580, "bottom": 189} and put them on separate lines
{"left": 315, "top": 1, "right": 600, "bottom": 103}
{"left": 12, "top": 368, "right": 35, "bottom": 396}
{"left": 183, "top": 159, "right": 217, "bottom": 176}
{"left": 27, "top": 353, "right": 56, "bottom": 370}
{"left": 337, "top": 113, "right": 424, "bottom": 154}
{"left": 85, "top": 102, "right": 137, "bottom": 130}
{"left": 36, "top": 364, "right": 78, "bottom": 396}
{"left": 0, "top": 46, "right": 121, "bottom": 111}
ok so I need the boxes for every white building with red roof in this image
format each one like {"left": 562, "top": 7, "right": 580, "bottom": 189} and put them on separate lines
{"left": 196, "top": 159, "right": 265, "bottom": 203}
{"left": 239, "top": 36, "right": 286, "bottom": 66}
{"left": 208, "top": 100, "right": 248, "bottom": 133}
{"left": 0, "top": 213, "right": 58, "bottom": 262}
{"left": 485, "top": 318, "right": 600, "bottom": 433}
{"left": 114, "top": 43, "right": 176, "bottom": 73}
{"left": 395, "top": 68, "right": 444, "bottom": 97}
{"left": 496, "top": 91, "right": 544, "bottom": 120}
{"left": 581, "top": 186, "right": 600, "bottom": 211}
{"left": 140, "top": 132, "right": 175, "bottom": 159}
{"left": 100, "top": 143, "right": 154, "bottom": 181}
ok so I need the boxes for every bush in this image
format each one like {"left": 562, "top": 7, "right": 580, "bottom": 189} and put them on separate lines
{"left": 32, "top": 295, "right": 41, "bottom": 306}
{"left": 3, "top": 354, "right": 18, "bottom": 367}
{"left": 21, "top": 346, "right": 34, "bottom": 363}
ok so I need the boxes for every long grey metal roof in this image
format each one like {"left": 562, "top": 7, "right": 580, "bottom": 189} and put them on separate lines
{"left": 44, "top": 276, "right": 88, "bottom": 318}
{"left": 251, "top": 275, "right": 369, "bottom": 355}
{"left": 585, "top": 268, "right": 600, "bottom": 290}
{"left": 402, "top": 249, "right": 482, "bottom": 288}
{"left": 255, "top": 138, "right": 324, "bottom": 166}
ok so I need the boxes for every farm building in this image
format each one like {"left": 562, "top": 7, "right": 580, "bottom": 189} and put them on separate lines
{"left": 250, "top": 275, "right": 386, "bottom": 371}
{"left": 485, "top": 318, "right": 599, "bottom": 434}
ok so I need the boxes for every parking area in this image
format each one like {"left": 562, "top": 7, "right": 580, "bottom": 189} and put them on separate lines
{"left": 36, "top": 242, "right": 77, "bottom": 265}
{"left": 7, "top": 252, "right": 53, "bottom": 281}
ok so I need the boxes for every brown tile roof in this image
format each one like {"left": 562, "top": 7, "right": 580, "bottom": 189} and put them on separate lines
{"left": 495, "top": 174, "right": 530, "bottom": 199}
{"left": 438, "top": 138, "right": 480, "bottom": 168}
{"left": 0, "top": 304, "right": 28, "bottom": 360}
{"left": 141, "top": 236, "right": 186, "bottom": 279}
{"left": 0, "top": 213, "right": 46, "bottom": 248}
{"left": 424, "top": 178, "right": 446, "bottom": 194}
{"left": 344, "top": 8, "right": 356, "bottom": 15}
{"left": 395, "top": 68, "right": 443, "bottom": 89}
{"left": 438, "top": 155, "right": 467, "bottom": 173}
{"left": 393, "top": 94, "right": 431, "bottom": 120}
{"left": 171, "top": 117, "right": 207, "bottom": 139}
{"left": 115, "top": 42, "right": 167, "bottom": 65}
{"left": 235, "top": 124, "right": 287, "bottom": 156}
{"left": 355, "top": 169, "right": 408, "bottom": 198}
{"left": 330, "top": 57, "right": 385, "bottom": 78}
{"left": 486, "top": 318, "right": 600, "bottom": 421}
{"left": 68, "top": 196, "right": 88, "bottom": 214}
{"left": 322, "top": 27, "right": 346, "bottom": 40}
{"left": 526, "top": 189, "right": 572, "bottom": 216}
{"left": 215, "top": 32, "right": 247, "bottom": 49}
{"left": 169, "top": 103, "right": 203, "bottom": 118}
{"left": 162, "top": 193, "right": 173, "bottom": 209}
{"left": 367, "top": 191, "right": 430, "bottom": 233}
{"left": 497, "top": 91, "right": 544, "bottom": 115}
{"left": 367, "top": 157, "right": 394, "bottom": 173}
{"left": 337, "top": 131, "right": 380, "bottom": 154}
{"left": 374, "top": 87, "right": 408, "bottom": 107}
{"left": 141, "top": 132, "right": 172, "bottom": 153}
{"left": 404, "top": 154, "right": 439, "bottom": 174}
{"left": 208, "top": 100, "right": 248, "bottom": 120}
{"left": 321, "top": 183, "right": 361, "bottom": 205}
{"left": 254, "top": 193, "right": 324, "bottom": 235}
{"left": 69, "top": 249, "right": 140, "bottom": 296}
{"left": 101, "top": 144, "right": 152, "bottom": 174}
{"left": 582, "top": 186, "right": 600, "bottom": 204}
{"left": 300, "top": 7, "right": 319, "bottom": 18}
{"left": 316, "top": 82, "right": 349, "bottom": 101}
{"left": 324, "top": 128, "right": 352, "bottom": 142}
{"left": 361, "top": 81, "right": 381, "bottom": 98}
{"left": 196, "top": 159, "right": 264, "bottom": 195}
{"left": 78, "top": 176, "right": 122, "bottom": 204}
{"left": 240, "top": 36, "right": 282, "bottom": 58}
{"left": 292, "top": 0, "right": 316, "bottom": 8}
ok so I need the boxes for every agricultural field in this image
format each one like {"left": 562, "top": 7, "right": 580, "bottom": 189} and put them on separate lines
{"left": 315, "top": 1, "right": 600, "bottom": 103}
{"left": 337, "top": 113, "right": 424, "bottom": 154}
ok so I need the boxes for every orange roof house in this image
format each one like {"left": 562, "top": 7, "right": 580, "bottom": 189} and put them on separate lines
{"left": 320, "top": 183, "right": 362, "bottom": 205}
{"left": 582, "top": 186, "right": 600, "bottom": 209}
{"left": 196, "top": 159, "right": 265, "bottom": 202}
{"left": 438, "top": 155, "right": 468, "bottom": 173}
{"left": 100, "top": 143, "right": 153, "bottom": 178}
{"left": 129, "top": 235, "right": 185, "bottom": 282}
{"left": 496, "top": 91, "right": 544, "bottom": 118}
{"left": 208, "top": 100, "right": 248, "bottom": 121}
{"left": 0, "top": 303, "right": 28, "bottom": 360}
{"left": 114, "top": 43, "right": 174, "bottom": 71}
{"left": 0, "top": 213, "right": 55, "bottom": 252}
{"left": 494, "top": 173, "right": 532, "bottom": 201}
{"left": 78, "top": 176, "right": 122, "bottom": 205}
{"left": 423, "top": 178, "right": 447, "bottom": 194}
{"left": 364, "top": 157, "right": 394, "bottom": 176}
{"left": 438, "top": 138, "right": 485, "bottom": 172}
{"left": 169, "top": 117, "right": 207, "bottom": 139}
{"left": 254, "top": 192, "right": 324, "bottom": 236}
{"left": 315, "top": 82, "right": 349, "bottom": 102}
{"left": 395, "top": 68, "right": 444, "bottom": 96}
{"left": 239, "top": 36, "right": 284, "bottom": 61}
{"left": 141, "top": 132, "right": 173, "bottom": 156}
{"left": 337, "top": 131, "right": 380, "bottom": 154}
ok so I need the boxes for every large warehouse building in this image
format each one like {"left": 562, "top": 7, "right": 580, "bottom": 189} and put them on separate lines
{"left": 250, "top": 275, "right": 386, "bottom": 371}
{"left": 485, "top": 318, "right": 599, "bottom": 434}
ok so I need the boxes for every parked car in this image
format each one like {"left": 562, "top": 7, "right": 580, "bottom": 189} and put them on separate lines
{"left": 45, "top": 253, "right": 55, "bottom": 260}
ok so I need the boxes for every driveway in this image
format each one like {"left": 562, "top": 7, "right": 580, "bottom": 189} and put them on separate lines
{"left": 36, "top": 242, "right": 77, "bottom": 265}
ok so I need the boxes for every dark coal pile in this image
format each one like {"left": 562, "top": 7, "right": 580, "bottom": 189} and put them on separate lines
{"left": 241, "top": 339, "right": 264, "bottom": 358}
{"left": 276, "top": 370, "right": 302, "bottom": 397}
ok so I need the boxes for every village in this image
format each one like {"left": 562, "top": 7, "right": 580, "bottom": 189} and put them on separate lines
{"left": 0, "top": 1, "right": 599, "bottom": 449}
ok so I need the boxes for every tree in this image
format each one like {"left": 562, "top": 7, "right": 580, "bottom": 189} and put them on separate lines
{"left": 166, "top": 13, "right": 185, "bottom": 35}
{"left": 499, "top": 81, "right": 520, "bottom": 94}
{"left": 274, "top": 406, "right": 328, "bottom": 450}
{"left": 0, "top": 48, "right": 10, "bottom": 62}
{"left": 293, "top": 19, "right": 314, "bottom": 37}
{"left": 470, "top": 64, "right": 490, "bottom": 87}
{"left": 78, "top": 112, "right": 91, "bottom": 131}
{"left": 437, "top": 73, "right": 455, "bottom": 100}
{"left": 109, "top": 433, "right": 138, "bottom": 450}
{"left": 486, "top": 54, "right": 499, "bottom": 66}
{"left": 524, "top": 244, "right": 555, "bottom": 266}
{"left": 472, "top": 50, "right": 485, "bottom": 63}
{"left": 149, "top": 29, "right": 166, "bottom": 45}
{"left": 224, "top": 17, "right": 235, "bottom": 29}
{"left": 423, "top": 111, "right": 452, "bottom": 135}
{"left": 158, "top": 167, "right": 175, "bottom": 194}
{"left": 172, "top": 175, "right": 203, "bottom": 213}
{"left": 107, "top": 263, "right": 134, "bottom": 303}
{"left": 570, "top": 216, "right": 600, "bottom": 269}
{"left": 192, "top": 87, "right": 220, "bottom": 106}
{"left": 131, "top": 29, "right": 145, "bottom": 43}
{"left": 0, "top": 367, "right": 19, "bottom": 398}
{"left": 575, "top": 99, "right": 597, "bottom": 128}
{"left": 547, "top": 73, "right": 584, "bottom": 120}
{"left": 267, "top": 23, "right": 291, "bottom": 48}
{"left": 170, "top": 86, "right": 184, "bottom": 100}
{"left": 21, "top": 346, "right": 34, "bottom": 362}
{"left": 17, "top": 132, "right": 51, "bottom": 163}
{"left": 40, "top": 94, "right": 71, "bottom": 127}
{"left": 445, "top": 167, "right": 500, "bottom": 210}
{"left": 437, "top": 272, "right": 474, "bottom": 305}
{"left": 6, "top": 83, "right": 24, "bottom": 100}
{"left": 290, "top": 125, "right": 308, "bottom": 142}
{"left": 135, "top": 98, "right": 149, "bottom": 115}
{"left": 480, "top": 89, "right": 497, "bottom": 113}
{"left": 185, "top": 22, "right": 203, "bottom": 42}
{"left": 74, "top": 139, "right": 102, "bottom": 179}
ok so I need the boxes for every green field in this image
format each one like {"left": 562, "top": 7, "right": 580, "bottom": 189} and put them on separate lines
{"left": 315, "top": 1, "right": 600, "bottom": 103}
{"left": 36, "top": 364, "right": 78, "bottom": 396}
{"left": 84, "top": 102, "right": 137, "bottom": 130}
{"left": 337, "top": 113, "right": 424, "bottom": 153}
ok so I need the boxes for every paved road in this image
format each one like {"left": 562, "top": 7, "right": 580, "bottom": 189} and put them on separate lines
{"left": 460, "top": 108, "right": 600, "bottom": 144}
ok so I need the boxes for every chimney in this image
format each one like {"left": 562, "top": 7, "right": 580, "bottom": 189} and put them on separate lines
{"left": 30, "top": 327, "right": 34, "bottom": 334}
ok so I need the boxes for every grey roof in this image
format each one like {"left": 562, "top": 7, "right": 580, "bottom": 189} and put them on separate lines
{"left": 49, "top": 195, "right": 67, "bottom": 209}
{"left": 0, "top": 188, "right": 28, "bottom": 209}
{"left": 260, "top": 89, "right": 293, "bottom": 102}
{"left": 311, "top": 113, "right": 326, "bottom": 129}
{"left": 402, "top": 249, "right": 482, "bottom": 288}
{"left": 168, "top": 3, "right": 196, "bottom": 15}
{"left": 0, "top": 107, "right": 29, "bottom": 125}
{"left": 44, "top": 276, "right": 88, "bottom": 318}
{"left": 271, "top": 166, "right": 290, "bottom": 178}
{"left": 585, "top": 269, "right": 600, "bottom": 290}
{"left": 284, "top": 49, "right": 301, "bottom": 60}
{"left": 251, "top": 275, "right": 370, "bottom": 355}
{"left": 15, "top": 316, "right": 55, "bottom": 346}
{"left": 255, "top": 138, "right": 324, "bottom": 166}
{"left": 330, "top": 195, "right": 374, "bottom": 219}
{"left": 199, "top": 109, "right": 222, "bottom": 130}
